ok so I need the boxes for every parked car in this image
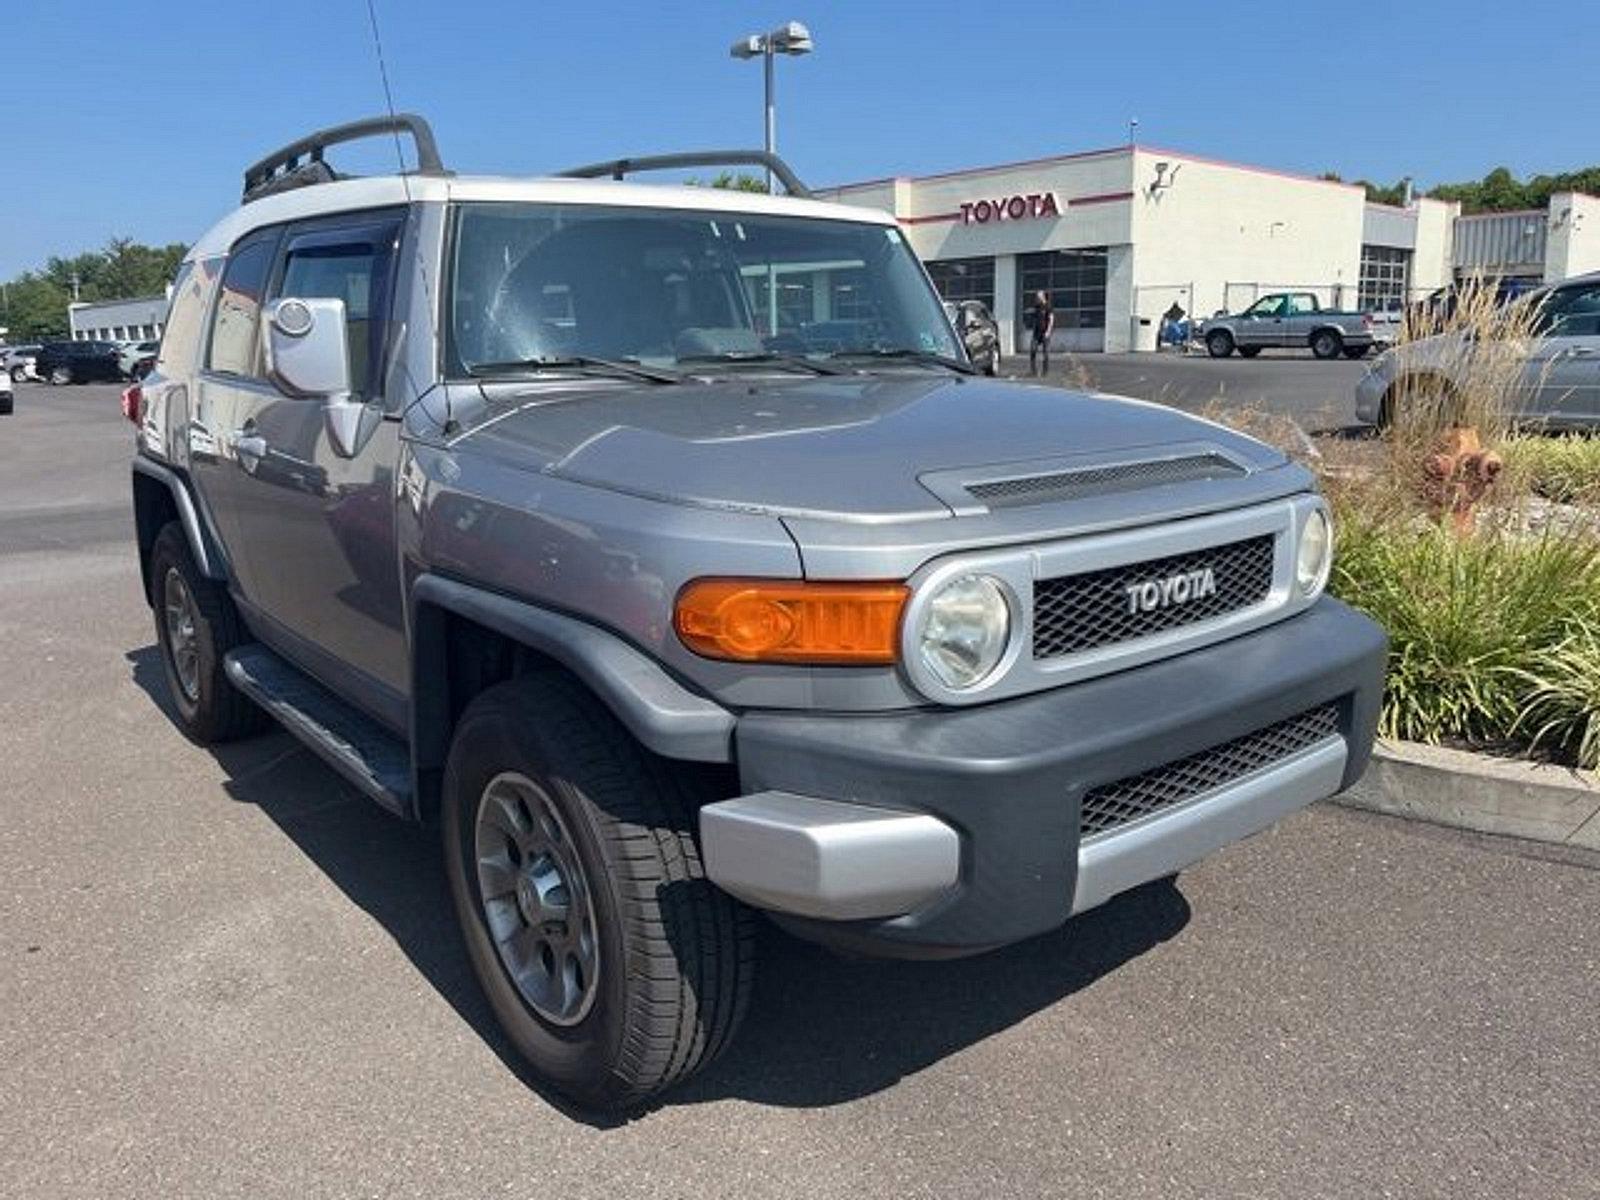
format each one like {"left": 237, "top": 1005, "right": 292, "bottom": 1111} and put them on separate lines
{"left": 1356, "top": 272, "right": 1600, "bottom": 429}
{"left": 34, "top": 339, "right": 124, "bottom": 384}
{"left": 4, "top": 343, "right": 41, "bottom": 383}
{"left": 942, "top": 299, "right": 1001, "bottom": 375}
{"left": 130, "top": 114, "right": 1384, "bottom": 1110}
{"left": 1408, "top": 277, "right": 1536, "bottom": 327}
{"left": 1198, "top": 292, "right": 1390, "bottom": 360}
{"left": 118, "top": 339, "right": 160, "bottom": 379}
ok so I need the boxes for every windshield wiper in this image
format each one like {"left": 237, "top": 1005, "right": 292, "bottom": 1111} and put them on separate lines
{"left": 466, "top": 355, "right": 683, "bottom": 385}
{"left": 827, "top": 347, "right": 978, "bottom": 375}
{"left": 676, "top": 351, "right": 848, "bottom": 376}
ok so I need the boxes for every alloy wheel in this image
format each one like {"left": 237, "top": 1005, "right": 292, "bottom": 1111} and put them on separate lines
{"left": 474, "top": 771, "right": 601, "bottom": 1026}
{"left": 162, "top": 567, "right": 201, "bottom": 702}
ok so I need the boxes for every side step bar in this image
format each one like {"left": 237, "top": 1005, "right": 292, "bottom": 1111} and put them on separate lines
{"left": 224, "top": 644, "right": 412, "bottom": 817}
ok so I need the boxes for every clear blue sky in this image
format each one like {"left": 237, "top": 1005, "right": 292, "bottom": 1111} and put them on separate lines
{"left": 4, "top": 0, "right": 1597, "bottom": 278}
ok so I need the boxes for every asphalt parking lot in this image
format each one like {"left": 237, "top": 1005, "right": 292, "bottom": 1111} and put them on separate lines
{"left": 2, "top": 381, "right": 1597, "bottom": 1199}
{"left": 1009, "top": 349, "right": 1371, "bottom": 433}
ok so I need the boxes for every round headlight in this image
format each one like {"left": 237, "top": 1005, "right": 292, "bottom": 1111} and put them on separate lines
{"left": 1297, "top": 508, "right": 1333, "bottom": 596}
{"left": 918, "top": 573, "right": 1011, "bottom": 690}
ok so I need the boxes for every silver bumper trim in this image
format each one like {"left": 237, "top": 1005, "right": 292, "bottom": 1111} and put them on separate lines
{"left": 1071, "top": 737, "right": 1348, "bottom": 914}
{"left": 700, "top": 792, "right": 961, "bottom": 921}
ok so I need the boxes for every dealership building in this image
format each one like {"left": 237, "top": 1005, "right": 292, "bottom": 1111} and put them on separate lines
{"left": 67, "top": 294, "right": 169, "bottom": 343}
{"left": 820, "top": 146, "right": 1600, "bottom": 354}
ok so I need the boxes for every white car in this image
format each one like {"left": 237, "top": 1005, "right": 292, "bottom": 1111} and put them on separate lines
{"left": 117, "top": 339, "right": 160, "bottom": 379}
{"left": 4, "top": 344, "right": 40, "bottom": 384}
{"left": 1355, "top": 272, "right": 1600, "bottom": 428}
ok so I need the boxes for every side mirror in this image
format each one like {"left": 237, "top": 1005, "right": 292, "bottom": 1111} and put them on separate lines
{"left": 263, "top": 297, "right": 368, "bottom": 458}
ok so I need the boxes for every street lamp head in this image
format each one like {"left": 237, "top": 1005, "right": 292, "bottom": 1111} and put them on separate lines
{"left": 729, "top": 34, "right": 763, "bottom": 59}
{"left": 771, "top": 20, "right": 813, "bottom": 54}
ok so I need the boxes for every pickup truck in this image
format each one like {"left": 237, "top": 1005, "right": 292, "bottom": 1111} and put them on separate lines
{"left": 1198, "top": 292, "right": 1391, "bottom": 360}
{"left": 127, "top": 115, "right": 1386, "bottom": 1110}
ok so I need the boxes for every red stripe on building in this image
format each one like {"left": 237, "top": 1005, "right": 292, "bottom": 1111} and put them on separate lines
{"left": 1068, "top": 191, "right": 1135, "bottom": 206}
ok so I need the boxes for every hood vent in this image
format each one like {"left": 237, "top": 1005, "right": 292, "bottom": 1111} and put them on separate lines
{"left": 966, "top": 452, "right": 1245, "bottom": 509}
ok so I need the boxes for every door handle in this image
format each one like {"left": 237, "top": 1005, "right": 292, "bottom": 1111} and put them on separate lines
{"left": 233, "top": 430, "right": 267, "bottom": 471}
{"left": 1564, "top": 346, "right": 1598, "bottom": 359}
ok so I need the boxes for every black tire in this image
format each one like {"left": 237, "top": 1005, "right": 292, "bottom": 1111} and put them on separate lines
{"left": 1205, "top": 330, "right": 1234, "bottom": 358}
{"left": 0, "top": 393, "right": 12, "bottom": 416}
{"left": 49, "top": 365, "right": 73, "bottom": 385}
{"left": 442, "top": 674, "right": 754, "bottom": 1110}
{"left": 1237, "top": 346, "right": 1262, "bottom": 358}
{"left": 8, "top": 365, "right": 25, "bottom": 384}
{"left": 1311, "top": 329, "right": 1343, "bottom": 360}
{"left": 1343, "top": 345, "right": 1369, "bottom": 360}
{"left": 148, "top": 523, "right": 266, "bottom": 743}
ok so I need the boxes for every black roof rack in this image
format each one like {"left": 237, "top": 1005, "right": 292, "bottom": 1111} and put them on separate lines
{"left": 241, "top": 113, "right": 446, "bottom": 205}
{"left": 557, "top": 150, "right": 811, "bottom": 198}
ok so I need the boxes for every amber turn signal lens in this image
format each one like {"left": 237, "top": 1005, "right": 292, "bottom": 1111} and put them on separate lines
{"left": 674, "top": 579, "right": 909, "bottom": 664}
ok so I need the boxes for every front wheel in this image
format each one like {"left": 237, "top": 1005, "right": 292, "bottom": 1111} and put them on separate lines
{"left": 9, "top": 365, "right": 25, "bottom": 384}
{"left": 0, "top": 393, "right": 12, "bottom": 416}
{"left": 1205, "top": 330, "right": 1234, "bottom": 358}
{"left": 1311, "top": 330, "right": 1343, "bottom": 360}
{"left": 442, "top": 674, "right": 754, "bottom": 1110}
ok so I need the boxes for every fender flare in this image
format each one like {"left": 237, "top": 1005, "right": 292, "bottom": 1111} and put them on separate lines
{"left": 131, "top": 456, "right": 227, "bottom": 583}
{"left": 410, "top": 573, "right": 736, "bottom": 771}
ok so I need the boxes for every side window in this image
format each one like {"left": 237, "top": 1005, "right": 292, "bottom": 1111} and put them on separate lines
{"left": 1287, "top": 294, "right": 1316, "bottom": 315}
{"left": 156, "top": 258, "right": 221, "bottom": 374}
{"left": 207, "top": 235, "right": 277, "bottom": 377}
{"left": 278, "top": 242, "right": 380, "bottom": 398}
{"left": 1539, "top": 285, "right": 1600, "bottom": 339}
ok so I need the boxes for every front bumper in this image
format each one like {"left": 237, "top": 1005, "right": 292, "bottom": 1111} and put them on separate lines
{"left": 704, "top": 595, "right": 1386, "bottom": 958}
{"left": 1354, "top": 366, "right": 1390, "bottom": 424}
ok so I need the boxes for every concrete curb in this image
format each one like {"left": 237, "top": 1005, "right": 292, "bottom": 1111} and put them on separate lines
{"left": 1336, "top": 740, "right": 1600, "bottom": 849}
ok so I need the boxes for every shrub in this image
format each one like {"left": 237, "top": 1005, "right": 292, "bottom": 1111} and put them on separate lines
{"left": 1331, "top": 500, "right": 1600, "bottom": 757}
{"left": 1500, "top": 434, "right": 1600, "bottom": 505}
{"left": 1510, "top": 630, "right": 1600, "bottom": 769}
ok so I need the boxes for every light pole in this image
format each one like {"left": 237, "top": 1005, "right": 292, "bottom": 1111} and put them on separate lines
{"left": 730, "top": 21, "right": 813, "bottom": 188}
{"left": 731, "top": 21, "right": 813, "bottom": 334}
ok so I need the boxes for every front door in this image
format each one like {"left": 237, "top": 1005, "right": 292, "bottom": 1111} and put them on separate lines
{"left": 196, "top": 210, "right": 411, "bottom": 728}
{"left": 1523, "top": 281, "right": 1600, "bottom": 426}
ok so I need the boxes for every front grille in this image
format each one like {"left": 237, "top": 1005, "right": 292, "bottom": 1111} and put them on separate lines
{"left": 1080, "top": 705, "right": 1341, "bottom": 838}
{"left": 1033, "top": 534, "right": 1275, "bottom": 659}
{"left": 967, "top": 454, "right": 1243, "bottom": 509}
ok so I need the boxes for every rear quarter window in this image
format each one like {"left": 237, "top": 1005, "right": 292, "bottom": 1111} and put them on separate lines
{"left": 156, "top": 258, "right": 221, "bottom": 375}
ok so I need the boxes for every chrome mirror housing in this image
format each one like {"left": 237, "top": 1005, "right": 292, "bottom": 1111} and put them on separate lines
{"left": 263, "top": 297, "right": 368, "bottom": 458}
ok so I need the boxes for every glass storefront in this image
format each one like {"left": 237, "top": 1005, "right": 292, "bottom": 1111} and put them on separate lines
{"left": 924, "top": 256, "right": 996, "bottom": 311}
{"left": 1358, "top": 244, "right": 1411, "bottom": 313}
{"left": 1017, "top": 248, "right": 1108, "bottom": 345}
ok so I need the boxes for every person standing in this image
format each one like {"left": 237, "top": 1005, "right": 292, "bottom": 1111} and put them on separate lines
{"left": 1028, "top": 290, "right": 1054, "bottom": 376}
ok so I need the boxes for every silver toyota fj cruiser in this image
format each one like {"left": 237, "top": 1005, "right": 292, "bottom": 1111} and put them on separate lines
{"left": 128, "top": 116, "right": 1386, "bottom": 1109}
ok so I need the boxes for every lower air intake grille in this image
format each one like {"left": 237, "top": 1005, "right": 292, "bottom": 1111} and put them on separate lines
{"left": 1079, "top": 705, "right": 1341, "bottom": 839}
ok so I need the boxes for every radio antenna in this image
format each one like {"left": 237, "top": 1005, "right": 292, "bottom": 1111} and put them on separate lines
{"left": 362, "top": 0, "right": 450, "bottom": 430}
{"left": 365, "top": 0, "right": 409, "bottom": 181}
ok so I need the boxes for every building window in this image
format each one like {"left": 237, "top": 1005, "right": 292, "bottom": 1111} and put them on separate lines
{"left": 1359, "top": 245, "right": 1410, "bottom": 313}
{"left": 1017, "top": 248, "right": 1108, "bottom": 339}
{"left": 924, "top": 256, "right": 996, "bottom": 311}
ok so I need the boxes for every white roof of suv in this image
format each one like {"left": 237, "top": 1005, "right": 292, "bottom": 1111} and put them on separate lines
{"left": 187, "top": 172, "right": 895, "bottom": 263}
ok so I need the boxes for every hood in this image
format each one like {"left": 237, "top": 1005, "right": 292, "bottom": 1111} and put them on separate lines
{"left": 458, "top": 374, "right": 1289, "bottom": 522}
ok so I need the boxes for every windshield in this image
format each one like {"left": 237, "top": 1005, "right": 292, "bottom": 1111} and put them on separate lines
{"left": 446, "top": 202, "right": 961, "bottom": 375}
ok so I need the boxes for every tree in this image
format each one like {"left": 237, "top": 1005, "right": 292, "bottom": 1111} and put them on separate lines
{"left": 685, "top": 172, "right": 770, "bottom": 193}
{"left": 1, "top": 238, "right": 187, "bottom": 339}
